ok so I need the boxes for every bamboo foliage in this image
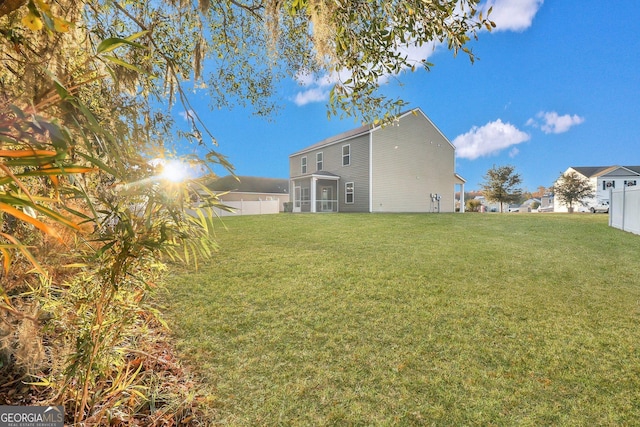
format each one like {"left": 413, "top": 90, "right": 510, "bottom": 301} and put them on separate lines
{"left": 0, "top": 1, "right": 224, "bottom": 422}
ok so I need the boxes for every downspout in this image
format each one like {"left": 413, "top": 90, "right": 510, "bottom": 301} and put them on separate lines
{"left": 369, "top": 131, "right": 373, "bottom": 213}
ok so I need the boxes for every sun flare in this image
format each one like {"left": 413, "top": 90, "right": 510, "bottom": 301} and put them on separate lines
{"left": 158, "top": 159, "right": 189, "bottom": 183}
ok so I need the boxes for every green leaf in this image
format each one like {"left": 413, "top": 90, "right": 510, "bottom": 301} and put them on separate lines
{"left": 96, "top": 37, "right": 148, "bottom": 54}
{"left": 75, "top": 152, "right": 118, "bottom": 176}
{"left": 124, "top": 30, "right": 149, "bottom": 42}
{"left": 100, "top": 55, "right": 154, "bottom": 76}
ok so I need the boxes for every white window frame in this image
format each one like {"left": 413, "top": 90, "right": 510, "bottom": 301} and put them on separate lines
{"left": 301, "top": 156, "right": 307, "bottom": 174}
{"left": 345, "top": 182, "right": 354, "bottom": 204}
{"left": 316, "top": 152, "right": 323, "bottom": 171}
{"left": 342, "top": 144, "right": 350, "bottom": 166}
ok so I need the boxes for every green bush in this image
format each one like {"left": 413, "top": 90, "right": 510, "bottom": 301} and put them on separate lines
{"left": 465, "top": 199, "right": 482, "bottom": 212}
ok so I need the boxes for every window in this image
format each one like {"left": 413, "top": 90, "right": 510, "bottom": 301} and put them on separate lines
{"left": 342, "top": 144, "right": 350, "bottom": 166}
{"left": 316, "top": 152, "right": 323, "bottom": 171}
{"left": 301, "top": 156, "right": 307, "bottom": 174}
{"left": 301, "top": 187, "right": 310, "bottom": 206}
{"left": 345, "top": 182, "right": 354, "bottom": 204}
{"left": 603, "top": 180, "right": 615, "bottom": 190}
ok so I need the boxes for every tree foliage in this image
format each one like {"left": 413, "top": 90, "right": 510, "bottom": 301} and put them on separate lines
{"left": 0, "top": 0, "right": 494, "bottom": 422}
{"left": 465, "top": 198, "right": 482, "bottom": 212}
{"left": 480, "top": 165, "right": 523, "bottom": 213}
{"left": 553, "top": 171, "right": 595, "bottom": 212}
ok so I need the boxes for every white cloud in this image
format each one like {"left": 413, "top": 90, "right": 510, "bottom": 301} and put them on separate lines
{"left": 292, "top": 70, "right": 345, "bottom": 106}
{"left": 293, "top": 87, "right": 330, "bottom": 106}
{"left": 178, "top": 110, "right": 195, "bottom": 121}
{"left": 483, "top": 0, "right": 544, "bottom": 32}
{"left": 528, "top": 111, "right": 585, "bottom": 134}
{"left": 509, "top": 147, "right": 520, "bottom": 158}
{"left": 453, "top": 119, "right": 530, "bottom": 160}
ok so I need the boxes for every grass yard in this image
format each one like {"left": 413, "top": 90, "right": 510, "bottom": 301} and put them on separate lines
{"left": 162, "top": 213, "right": 640, "bottom": 425}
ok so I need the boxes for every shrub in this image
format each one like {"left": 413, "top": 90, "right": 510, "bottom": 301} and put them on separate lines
{"left": 466, "top": 199, "right": 482, "bottom": 212}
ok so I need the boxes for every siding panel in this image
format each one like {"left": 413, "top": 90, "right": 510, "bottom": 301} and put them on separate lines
{"left": 337, "top": 135, "right": 370, "bottom": 212}
{"left": 289, "top": 134, "right": 370, "bottom": 212}
{"left": 371, "top": 112, "right": 456, "bottom": 212}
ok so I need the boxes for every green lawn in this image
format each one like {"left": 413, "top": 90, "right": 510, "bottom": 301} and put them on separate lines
{"left": 162, "top": 213, "right": 640, "bottom": 425}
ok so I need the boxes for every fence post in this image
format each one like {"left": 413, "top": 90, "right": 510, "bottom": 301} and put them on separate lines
{"left": 619, "top": 185, "right": 624, "bottom": 232}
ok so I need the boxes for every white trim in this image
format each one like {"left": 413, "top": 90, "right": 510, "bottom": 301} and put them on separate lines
{"left": 304, "top": 173, "right": 340, "bottom": 181}
{"left": 600, "top": 166, "right": 640, "bottom": 178}
{"left": 316, "top": 151, "right": 323, "bottom": 171}
{"left": 369, "top": 131, "right": 373, "bottom": 212}
{"left": 301, "top": 156, "right": 307, "bottom": 174}
{"left": 310, "top": 177, "right": 317, "bottom": 213}
{"left": 293, "top": 186, "right": 302, "bottom": 212}
{"left": 342, "top": 144, "right": 351, "bottom": 166}
{"left": 345, "top": 181, "right": 355, "bottom": 204}
{"left": 405, "top": 109, "right": 457, "bottom": 151}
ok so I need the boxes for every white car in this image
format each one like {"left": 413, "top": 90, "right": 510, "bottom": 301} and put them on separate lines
{"left": 589, "top": 201, "right": 609, "bottom": 213}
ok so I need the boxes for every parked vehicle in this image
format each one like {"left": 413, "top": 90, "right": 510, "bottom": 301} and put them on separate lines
{"left": 575, "top": 203, "right": 590, "bottom": 213}
{"left": 590, "top": 201, "right": 609, "bottom": 213}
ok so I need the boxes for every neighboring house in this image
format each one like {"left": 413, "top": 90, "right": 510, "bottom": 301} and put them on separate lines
{"left": 207, "top": 175, "right": 290, "bottom": 212}
{"left": 289, "top": 108, "right": 465, "bottom": 213}
{"left": 519, "top": 198, "right": 541, "bottom": 212}
{"left": 507, "top": 199, "right": 540, "bottom": 213}
{"left": 539, "top": 193, "right": 554, "bottom": 212}
{"left": 554, "top": 166, "right": 640, "bottom": 213}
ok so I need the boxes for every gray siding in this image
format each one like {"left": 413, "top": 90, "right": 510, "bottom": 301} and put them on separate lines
{"left": 337, "top": 134, "right": 370, "bottom": 212}
{"left": 289, "top": 134, "right": 370, "bottom": 212}
{"left": 290, "top": 108, "right": 461, "bottom": 214}
{"left": 289, "top": 153, "right": 307, "bottom": 178}
{"left": 371, "top": 112, "right": 456, "bottom": 212}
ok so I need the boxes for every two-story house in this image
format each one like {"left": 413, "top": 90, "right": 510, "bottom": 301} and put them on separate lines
{"left": 289, "top": 108, "right": 466, "bottom": 213}
{"left": 553, "top": 166, "right": 640, "bottom": 212}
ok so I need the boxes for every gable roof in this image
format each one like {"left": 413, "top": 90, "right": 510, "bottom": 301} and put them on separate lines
{"left": 289, "top": 107, "right": 451, "bottom": 157}
{"left": 572, "top": 166, "right": 640, "bottom": 178}
{"left": 207, "top": 175, "right": 289, "bottom": 194}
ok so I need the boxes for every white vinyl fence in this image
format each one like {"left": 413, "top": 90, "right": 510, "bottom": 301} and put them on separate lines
{"left": 610, "top": 186, "right": 640, "bottom": 235}
{"left": 199, "top": 199, "right": 280, "bottom": 217}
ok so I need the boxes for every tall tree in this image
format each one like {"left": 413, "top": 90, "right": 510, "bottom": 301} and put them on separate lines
{"left": 553, "top": 171, "right": 595, "bottom": 213}
{"left": 481, "top": 165, "right": 523, "bottom": 213}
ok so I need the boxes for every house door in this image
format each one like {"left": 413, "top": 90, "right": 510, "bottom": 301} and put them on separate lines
{"left": 320, "top": 186, "right": 333, "bottom": 212}
{"left": 293, "top": 186, "right": 301, "bottom": 213}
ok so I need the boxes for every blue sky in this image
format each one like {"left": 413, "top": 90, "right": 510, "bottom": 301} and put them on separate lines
{"left": 177, "top": 0, "right": 640, "bottom": 191}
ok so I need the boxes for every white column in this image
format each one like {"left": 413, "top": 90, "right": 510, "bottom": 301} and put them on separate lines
{"left": 311, "top": 177, "right": 317, "bottom": 213}
{"left": 460, "top": 184, "right": 465, "bottom": 213}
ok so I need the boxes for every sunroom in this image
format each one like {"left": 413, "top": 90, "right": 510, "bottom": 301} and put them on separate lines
{"left": 290, "top": 172, "right": 340, "bottom": 213}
